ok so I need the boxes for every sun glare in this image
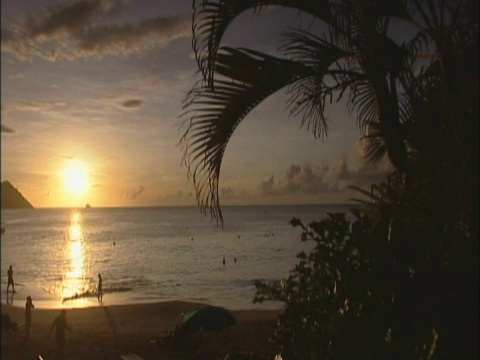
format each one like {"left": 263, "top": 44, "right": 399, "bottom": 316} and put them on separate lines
{"left": 63, "top": 161, "right": 89, "bottom": 195}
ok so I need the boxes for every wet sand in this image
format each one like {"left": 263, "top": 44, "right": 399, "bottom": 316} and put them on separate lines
{"left": 1, "top": 300, "right": 281, "bottom": 359}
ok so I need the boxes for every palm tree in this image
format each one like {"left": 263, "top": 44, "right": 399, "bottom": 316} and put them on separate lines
{"left": 179, "top": 1, "right": 478, "bottom": 357}
{"left": 179, "top": 0, "right": 405, "bottom": 221}
{"left": 180, "top": 0, "right": 476, "bottom": 223}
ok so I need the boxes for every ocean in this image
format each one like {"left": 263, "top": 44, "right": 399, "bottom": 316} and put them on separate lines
{"left": 1, "top": 205, "right": 352, "bottom": 310}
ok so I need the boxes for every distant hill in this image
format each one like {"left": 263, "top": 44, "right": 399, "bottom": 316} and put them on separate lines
{"left": 1, "top": 181, "right": 34, "bottom": 209}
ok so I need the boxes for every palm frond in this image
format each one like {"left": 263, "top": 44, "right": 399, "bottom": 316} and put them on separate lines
{"left": 346, "top": 80, "right": 378, "bottom": 135}
{"left": 192, "top": 0, "right": 257, "bottom": 83}
{"left": 180, "top": 47, "right": 313, "bottom": 222}
{"left": 360, "top": 122, "right": 388, "bottom": 163}
{"left": 280, "top": 28, "right": 355, "bottom": 138}
{"left": 192, "top": 0, "right": 334, "bottom": 85}
{"left": 280, "top": 28, "right": 349, "bottom": 65}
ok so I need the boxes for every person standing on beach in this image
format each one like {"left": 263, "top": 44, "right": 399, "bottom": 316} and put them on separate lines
{"left": 48, "top": 309, "right": 72, "bottom": 354}
{"left": 97, "top": 273, "right": 103, "bottom": 302}
{"left": 7, "top": 265, "right": 15, "bottom": 293}
{"left": 25, "top": 296, "right": 35, "bottom": 338}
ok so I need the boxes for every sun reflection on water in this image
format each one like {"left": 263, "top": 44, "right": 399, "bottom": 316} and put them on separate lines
{"left": 61, "top": 210, "right": 91, "bottom": 306}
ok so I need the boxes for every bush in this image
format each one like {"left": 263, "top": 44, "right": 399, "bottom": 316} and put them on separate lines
{"left": 254, "top": 173, "right": 478, "bottom": 359}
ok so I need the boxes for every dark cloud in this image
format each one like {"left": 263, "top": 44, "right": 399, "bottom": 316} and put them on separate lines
{"left": 258, "top": 156, "right": 387, "bottom": 199}
{"left": 259, "top": 175, "right": 275, "bottom": 195}
{"left": 220, "top": 187, "right": 236, "bottom": 197}
{"left": 333, "top": 157, "right": 353, "bottom": 180}
{"left": 28, "top": 0, "right": 105, "bottom": 39}
{"left": 284, "top": 162, "right": 331, "bottom": 194}
{"left": 1, "top": 0, "right": 190, "bottom": 61}
{"left": 1, "top": 124, "right": 15, "bottom": 134}
{"left": 157, "top": 190, "right": 193, "bottom": 205}
{"left": 285, "top": 164, "right": 301, "bottom": 182}
{"left": 16, "top": 101, "right": 66, "bottom": 111}
{"left": 261, "top": 162, "right": 332, "bottom": 197}
{"left": 77, "top": 16, "right": 190, "bottom": 56}
{"left": 332, "top": 156, "right": 388, "bottom": 188}
{"left": 125, "top": 185, "right": 145, "bottom": 200}
{"left": 121, "top": 99, "right": 143, "bottom": 109}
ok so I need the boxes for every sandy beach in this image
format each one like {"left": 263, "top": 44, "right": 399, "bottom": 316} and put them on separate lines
{"left": 1, "top": 301, "right": 281, "bottom": 360}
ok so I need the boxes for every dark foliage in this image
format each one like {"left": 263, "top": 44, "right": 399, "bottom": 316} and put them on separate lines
{"left": 182, "top": 0, "right": 479, "bottom": 358}
{"left": 255, "top": 170, "right": 478, "bottom": 358}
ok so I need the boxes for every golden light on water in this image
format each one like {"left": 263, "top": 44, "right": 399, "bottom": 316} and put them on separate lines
{"left": 70, "top": 211, "right": 82, "bottom": 224}
{"left": 67, "top": 241, "right": 84, "bottom": 279}
{"left": 61, "top": 210, "right": 91, "bottom": 305}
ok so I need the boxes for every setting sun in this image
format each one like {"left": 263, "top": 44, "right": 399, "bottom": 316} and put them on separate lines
{"left": 63, "top": 160, "right": 90, "bottom": 195}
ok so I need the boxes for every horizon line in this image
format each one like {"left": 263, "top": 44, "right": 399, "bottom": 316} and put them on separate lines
{"left": 2, "top": 203, "right": 357, "bottom": 211}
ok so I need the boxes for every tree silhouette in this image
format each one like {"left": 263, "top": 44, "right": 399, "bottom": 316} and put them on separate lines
{"left": 180, "top": 0, "right": 478, "bottom": 358}
{"left": 179, "top": 0, "right": 476, "bottom": 221}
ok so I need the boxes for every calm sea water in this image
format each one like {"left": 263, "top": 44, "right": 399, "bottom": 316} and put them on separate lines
{"left": 1, "top": 205, "right": 351, "bottom": 310}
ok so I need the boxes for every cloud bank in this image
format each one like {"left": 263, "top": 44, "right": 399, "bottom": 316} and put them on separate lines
{"left": 256, "top": 157, "right": 388, "bottom": 201}
{"left": 1, "top": 0, "right": 191, "bottom": 61}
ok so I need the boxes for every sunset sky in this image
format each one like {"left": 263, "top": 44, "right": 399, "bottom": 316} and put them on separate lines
{"left": 1, "top": 0, "right": 389, "bottom": 208}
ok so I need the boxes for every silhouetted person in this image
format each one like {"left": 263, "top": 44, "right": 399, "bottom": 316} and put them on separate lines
{"left": 97, "top": 273, "right": 103, "bottom": 302}
{"left": 7, "top": 265, "right": 15, "bottom": 293}
{"left": 222, "top": 258, "right": 225, "bottom": 266}
{"left": 25, "top": 296, "right": 35, "bottom": 338}
{"left": 48, "top": 309, "right": 72, "bottom": 354}
{"left": 234, "top": 257, "right": 237, "bottom": 264}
